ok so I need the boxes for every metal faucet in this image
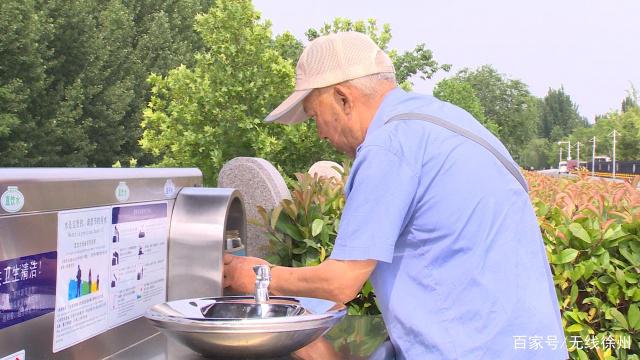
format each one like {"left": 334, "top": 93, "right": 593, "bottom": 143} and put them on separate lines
{"left": 253, "top": 265, "right": 271, "bottom": 303}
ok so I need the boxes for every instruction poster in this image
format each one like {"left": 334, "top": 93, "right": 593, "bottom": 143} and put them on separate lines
{"left": 108, "top": 203, "right": 168, "bottom": 327}
{"left": 53, "top": 202, "right": 168, "bottom": 353}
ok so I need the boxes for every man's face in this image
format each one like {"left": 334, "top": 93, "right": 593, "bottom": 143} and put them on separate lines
{"left": 302, "top": 87, "right": 359, "bottom": 157}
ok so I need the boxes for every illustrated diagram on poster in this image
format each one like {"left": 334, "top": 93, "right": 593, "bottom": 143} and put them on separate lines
{"left": 53, "top": 202, "right": 168, "bottom": 353}
{"left": 108, "top": 202, "right": 168, "bottom": 328}
{"left": 54, "top": 207, "right": 111, "bottom": 353}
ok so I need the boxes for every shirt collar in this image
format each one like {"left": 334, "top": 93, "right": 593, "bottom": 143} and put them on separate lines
{"left": 356, "top": 87, "right": 407, "bottom": 153}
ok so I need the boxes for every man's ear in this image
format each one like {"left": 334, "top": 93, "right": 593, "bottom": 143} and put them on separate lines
{"left": 333, "top": 84, "right": 353, "bottom": 115}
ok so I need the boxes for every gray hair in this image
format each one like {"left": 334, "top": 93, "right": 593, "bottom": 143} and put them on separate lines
{"left": 344, "top": 72, "right": 397, "bottom": 97}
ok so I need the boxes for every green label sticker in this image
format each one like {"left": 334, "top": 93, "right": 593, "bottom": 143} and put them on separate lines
{"left": 163, "top": 179, "right": 175, "bottom": 198}
{"left": 1, "top": 186, "right": 25, "bottom": 213}
{"left": 114, "top": 182, "right": 130, "bottom": 202}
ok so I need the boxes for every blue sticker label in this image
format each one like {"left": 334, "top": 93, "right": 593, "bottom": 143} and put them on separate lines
{"left": 0, "top": 251, "right": 57, "bottom": 330}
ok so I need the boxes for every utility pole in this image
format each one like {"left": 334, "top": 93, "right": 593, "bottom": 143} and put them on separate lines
{"left": 558, "top": 146, "right": 563, "bottom": 166}
{"left": 557, "top": 140, "right": 571, "bottom": 173}
{"left": 589, "top": 136, "right": 596, "bottom": 176}
{"left": 610, "top": 129, "right": 619, "bottom": 178}
{"left": 558, "top": 141, "right": 570, "bottom": 163}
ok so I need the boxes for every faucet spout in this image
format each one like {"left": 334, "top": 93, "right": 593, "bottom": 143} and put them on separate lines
{"left": 253, "top": 264, "right": 271, "bottom": 303}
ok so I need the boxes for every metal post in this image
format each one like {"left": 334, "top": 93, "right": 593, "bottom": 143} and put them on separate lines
{"left": 567, "top": 141, "right": 571, "bottom": 161}
{"left": 610, "top": 130, "right": 618, "bottom": 179}
{"left": 557, "top": 141, "right": 569, "bottom": 172}
{"left": 590, "top": 136, "right": 596, "bottom": 176}
{"left": 575, "top": 141, "right": 581, "bottom": 169}
{"left": 559, "top": 146, "right": 563, "bottom": 167}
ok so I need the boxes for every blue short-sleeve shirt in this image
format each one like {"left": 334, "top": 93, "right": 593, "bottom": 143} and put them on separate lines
{"left": 330, "top": 88, "right": 567, "bottom": 359}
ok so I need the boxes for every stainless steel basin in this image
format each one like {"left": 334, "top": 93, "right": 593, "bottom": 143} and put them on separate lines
{"left": 200, "top": 300, "right": 306, "bottom": 319}
{"left": 145, "top": 296, "right": 346, "bottom": 358}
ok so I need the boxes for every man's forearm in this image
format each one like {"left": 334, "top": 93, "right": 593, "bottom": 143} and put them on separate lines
{"left": 270, "top": 259, "right": 376, "bottom": 304}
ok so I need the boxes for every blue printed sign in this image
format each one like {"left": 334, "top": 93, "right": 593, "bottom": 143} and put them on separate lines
{"left": 112, "top": 203, "right": 167, "bottom": 224}
{"left": 0, "top": 251, "right": 57, "bottom": 330}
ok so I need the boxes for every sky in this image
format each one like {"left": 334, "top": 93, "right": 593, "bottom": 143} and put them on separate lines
{"left": 253, "top": 0, "right": 639, "bottom": 123}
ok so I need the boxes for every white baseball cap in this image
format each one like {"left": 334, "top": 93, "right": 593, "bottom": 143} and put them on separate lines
{"left": 264, "top": 31, "right": 395, "bottom": 125}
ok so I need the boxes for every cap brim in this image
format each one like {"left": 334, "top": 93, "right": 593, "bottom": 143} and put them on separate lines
{"left": 264, "top": 89, "right": 312, "bottom": 125}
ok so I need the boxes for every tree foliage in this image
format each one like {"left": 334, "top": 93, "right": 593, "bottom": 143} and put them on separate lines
{"left": 305, "top": 17, "right": 451, "bottom": 90}
{"left": 520, "top": 138, "right": 556, "bottom": 170}
{"left": 0, "top": 0, "right": 211, "bottom": 167}
{"left": 141, "top": 5, "right": 450, "bottom": 185}
{"left": 621, "top": 85, "right": 638, "bottom": 113}
{"left": 562, "top": 105, "right": 640, "bottom": 164}
{"left": 435, "top": 65, "right": 540, "bottom": 162}
{"left": 539, "top": 87, "right": 585, "bottom": 141}
{"left": 432, "top": 77, "right": 500, "bottom": 134}
{"left": 141, "top": 0, "right": 332, "bottom": 185}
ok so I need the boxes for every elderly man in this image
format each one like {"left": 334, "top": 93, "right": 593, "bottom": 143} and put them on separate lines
{"left": 224, "top": 32, "right": 566, "bottom": 359}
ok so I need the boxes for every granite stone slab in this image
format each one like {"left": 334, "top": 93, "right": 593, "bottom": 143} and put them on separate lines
{"left": 218, "top": 157, "right": 291, "bottom": 259}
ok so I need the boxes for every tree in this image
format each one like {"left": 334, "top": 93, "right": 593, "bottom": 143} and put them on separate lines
{"left": 305, "top": 18, "right": 451, "bottom": 90}
{"left": 0, "top": 0, "right": 211, "bottom": 167}
{"left": 615, "top": 110, "right": 640, "bottom": 160}
{"left": 539, "top": 87, "right": 584, "bottom": 141}
{"left": 444, "top": 65, "right": 540, "bottom": 162}
{"left": 520, "top": 138, "right": 555, "bottom": 170}
{"left": 432, "top": 77, "right": 500, "bottom": 135}
{"left": 141, "top": 0, "right": 302, "bottom": 184}
{"left": 141, "top": 5, "right": 451, "bottom": 185}
{"left": 122, "top": 0, "right": 214, "bottom": 165}
{"left": 621, "top": 85, "right": 638, "bottom": 113}
{"left": 0, "top": 0, "right": 52, "bottom": 165}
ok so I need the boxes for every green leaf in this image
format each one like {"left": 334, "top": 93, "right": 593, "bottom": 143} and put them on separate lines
{"left": 615, "top": 268, "right": 626, "bottom": 285}
{"left": 565, "top": 311, "right": 582, "bottom": 324}
{"left": 566, "top": 323, "right": 583, "bottom": 332}
{"left": 607, "top": 284, "right": 620, "bottom": 304}
{"left": 628, "top": 304, "right": 640, "bottom": 330}
{"left": 311, "top": 219, "right": 324, "bottom": 237}
{"left": 275, "top": 216, "right": 304, "bottom": 240}
{"left": 583, "top": 261, "right": 596, "bottom": 279}
{"left": 569, "top": 223, "right": 591, "bottom": 243}
{"left": 361, "top": 281, "right": 373, "bottom": 297}
{"left": 598, "top": 275, "right": 613, "bottom": 284}
{"left": 603, "top": 224, "right": 626, "bottom": 241}
{"left": 620, "top": 247, "right": 640, "bottom": 266}
{"left": 576, "top": 348, "right": 589, "bottom": 360}
{"left": 270, "top": 206, "right": 283, "bottom": 229}
{"left": 570, "top": 284, "right": 579, "bottom": 305}
{"left": 610, "top": 308, "right": 629, "bottom": 330}
{"left": 292, "top": 247, "right": 307, "bottom": 255}
{"left": 600, "top": 252, "right": 610, "bottom": 267}
{"left": 552, "top": 248, "right": 579, "bottom": 264}
{"left": 570, "top": 265, "right": 584, "bottom": 282}
{"left": 302, "top": 238, "right": 320, "bottom": 250}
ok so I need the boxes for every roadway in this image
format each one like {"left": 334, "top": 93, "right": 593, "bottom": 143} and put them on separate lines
{"left": 536, "top": 169, "right": 640, "bottom": 188}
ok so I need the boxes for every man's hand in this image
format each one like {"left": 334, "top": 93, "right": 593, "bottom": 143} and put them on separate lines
{"left": 224, "top": 254, "right": 376, "bottom": 304}
{"left": 223, "top": 253, "right": 269, "bottom": 294}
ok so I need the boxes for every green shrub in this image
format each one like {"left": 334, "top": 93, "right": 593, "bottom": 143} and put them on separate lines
{"left": 528, "top": 171, "right": 640, "bottom": 360}
{"left": 254, "top": 165, "right": 380, "bottom": 315}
